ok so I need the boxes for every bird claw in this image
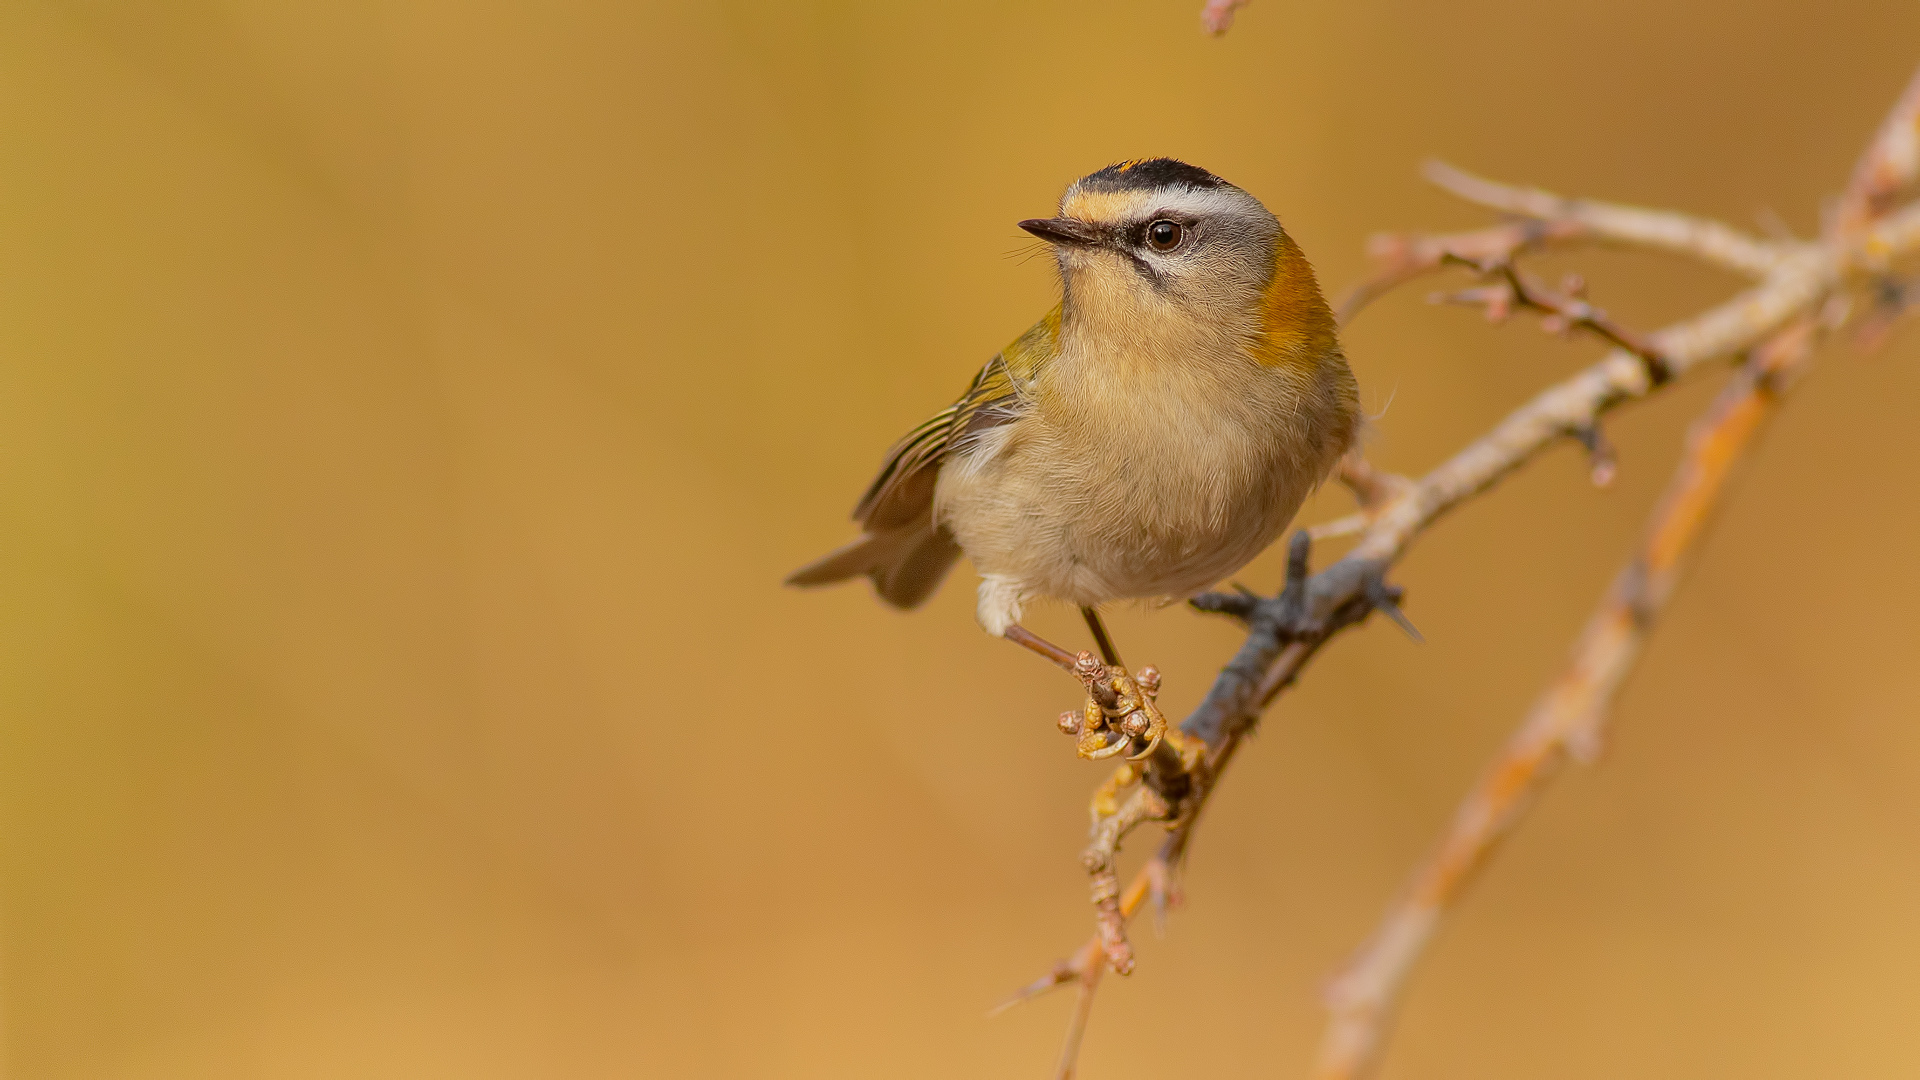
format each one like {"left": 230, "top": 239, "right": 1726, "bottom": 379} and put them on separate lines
{"left": 1055, "top": 655, "right": 1168, "bottom": 763}
{"left": 1080, "top": 731, "right": 1132, "bottom": 760}
{"left": 1125, "top": 731, "right": 1164, "bottom": 761}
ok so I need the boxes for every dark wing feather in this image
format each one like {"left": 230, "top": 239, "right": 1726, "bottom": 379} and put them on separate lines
{"left": 785, "top": 307, "right": 1057, "bottom": 607}
{"left": 851, "top": 307, "right": 1056, "bottom": 530}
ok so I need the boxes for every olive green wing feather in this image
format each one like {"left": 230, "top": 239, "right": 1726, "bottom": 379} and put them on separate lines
{"left": 853, "top": 347, "right": 1035, "bottom": 528}
{"left": 785, "top": 307, "right": 1058, "bottom": 607}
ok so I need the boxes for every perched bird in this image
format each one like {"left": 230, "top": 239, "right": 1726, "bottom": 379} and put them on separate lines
{"left": 788, "top": 158, "right": 1359, "bottom": 675}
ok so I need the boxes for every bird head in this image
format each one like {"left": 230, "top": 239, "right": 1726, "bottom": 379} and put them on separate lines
{"left": 1019, "top": 159, "right": 1286, "bottom": 322}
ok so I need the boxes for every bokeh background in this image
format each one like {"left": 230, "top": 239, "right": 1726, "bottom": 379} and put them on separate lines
{"left": 4, "top": 1, "right": 1920, "bottom": 1077}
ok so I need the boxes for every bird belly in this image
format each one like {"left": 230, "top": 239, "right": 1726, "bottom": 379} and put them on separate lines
{"left": 938, "top": 381, "right": 1322, "bottom": 611}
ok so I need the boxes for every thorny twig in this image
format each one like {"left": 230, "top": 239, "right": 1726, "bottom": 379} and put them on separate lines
{"left": 1337, "top": 161, "right": 1786, "bottom": 324}
{"left": 999, "top": 64, "right": 1920, "bottom": 1079}
{"left": 1338, "top": 217, "right": 1588, "bottom": 324}
{"left": 1427, "top": 256, "right": 1663, "bottom": 486}
{"left": 1431, "top": 256, "right": 1673, "bottom": 383}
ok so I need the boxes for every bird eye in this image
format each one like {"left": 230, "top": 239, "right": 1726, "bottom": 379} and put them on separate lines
{"left": 1146, "top": 220, "right": 1184, "bottom": 252}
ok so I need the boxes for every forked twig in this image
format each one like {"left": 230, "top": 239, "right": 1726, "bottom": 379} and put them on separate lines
{"left": 1422, "top": 160, "right": 1787, "bottom": 278}
{"left": 1338, "top": 161, "right": 1786, "bottom": 324}
{"left": 1431, "top": 256, "right": 1673, "bottom": 384}
{"left": 1338, "top": 218, "right": 1588, "bottom": 324}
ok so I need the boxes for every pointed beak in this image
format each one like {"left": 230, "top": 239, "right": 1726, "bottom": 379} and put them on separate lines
{"left": 1018, "top": 217, "right": 1103, "bottom": 247}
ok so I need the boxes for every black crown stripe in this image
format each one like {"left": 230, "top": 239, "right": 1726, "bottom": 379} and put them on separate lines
{"left": 1079, "top": 158, "right": 1230, "bottom": 192}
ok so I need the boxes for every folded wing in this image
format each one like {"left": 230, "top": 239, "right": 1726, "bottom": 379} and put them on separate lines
{"left": 785, "top": 308, "right": 1057, "bottom": 609}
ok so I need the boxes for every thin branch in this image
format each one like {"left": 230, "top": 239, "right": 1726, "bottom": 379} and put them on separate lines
{"left": 1055, "top": 961, "right": 1105, "bottom": 1080}
{"left": 991, "top": 856, "right": 1171, "bottom": 1013}
{"left": 1345, "top": 244, "right": 1840, "bottom": 569}
{"left": 1312, "top": 453, "right": 1417, "bottom": 540}
{"left": 1852, "top": 272, "right": 1920, "bottom": 351}
{"left": 1307, "top": 69, "right": 1920, "bottom": 1078}
{"left": 1338, "top": 161, "right": 1789, "bottom": 324}
{"left": 1083, "top": 785, "right": 1169, "bottom": 976}
{"left": 1424, "top": 160, "right": 1786, "bottom": 278}
{"left": 1334, "top": 451, "right": 1414, "bottom": 512}
{"left": 1338, "top": 218, "right": 1588, "bottom": 324}
{"left": 1833, "top": 66, "right": 1920, "bottom": 237}
{"left": 1432, "top": 258, "right": 1673, "bottom": 384}
{"left": 1315, "top": 313, "right": 1821, "bottom": 1079}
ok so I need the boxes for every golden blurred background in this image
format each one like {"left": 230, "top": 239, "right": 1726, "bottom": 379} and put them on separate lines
{"left": 4, "top": 1, "right": 1920, "bottom": 1076}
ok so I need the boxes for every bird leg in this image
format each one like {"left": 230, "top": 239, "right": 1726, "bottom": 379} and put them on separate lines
{"left": 1004, "top": 609, "right": 1174, "bottom": 762}
{"left": 1010, "top": 609, "right": 1201, "bottom": 809}
{"left": 1003, "top": 620, "right": 1140, "bottom": 757}
{"left": 1080, "top": 606, "right": 1124, "bottom": 668}
{"left": 1003, "top": 624, "right": 1082, "bottom": 670}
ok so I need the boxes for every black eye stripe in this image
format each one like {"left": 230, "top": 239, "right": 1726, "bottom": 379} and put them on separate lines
{"left": 1122, "top": 250, "right": 1166, "bottom": 288}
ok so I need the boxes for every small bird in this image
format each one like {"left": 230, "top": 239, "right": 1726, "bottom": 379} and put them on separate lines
{"left": 788, "top": 158, "right": 1359, "bottom": 684}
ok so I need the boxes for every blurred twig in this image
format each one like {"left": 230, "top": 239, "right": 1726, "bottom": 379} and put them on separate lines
{"left": 1337, "top": 162, "right": 1783, "bottom": 324}
{"left": 1312, "top": 66, "right": 1920, "bottom": 1079}
{"left": 1833, "top": 67, "right": 1920, "bottom": 238}
{"left": 1424, "top": 160, "right": 1787, "bottom": 278}
{"left": 1316, "top": 312, "right": 1822, "bottom": 1080}
{"left": 1003, "top": 61, "right": 1920, "bottom": 1080}
{"left": 1337, "top": 217, "right": 1585, "bottom": 325}
{"left": 1200, "top": 0, "right": 1251, "bottom": 36}
{"left": 1430, "top": 257, "right": 1672, "bottom": 384}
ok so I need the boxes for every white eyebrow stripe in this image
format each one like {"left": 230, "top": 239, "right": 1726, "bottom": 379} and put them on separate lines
{"left": 1056, "top": 181, "right": 1273, "bottom": 236}
{"left": 1145, "top": 186, "right": 1264, "bottom": 221}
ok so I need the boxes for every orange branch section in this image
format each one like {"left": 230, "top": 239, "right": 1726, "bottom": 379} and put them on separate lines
{"left": 1314, "top": 318, "right": 1817, "bottom": 1080}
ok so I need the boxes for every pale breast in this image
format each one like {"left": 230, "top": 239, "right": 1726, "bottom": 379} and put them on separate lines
{"left": 937, "top": 354, "right": 1336, "bottom": 608}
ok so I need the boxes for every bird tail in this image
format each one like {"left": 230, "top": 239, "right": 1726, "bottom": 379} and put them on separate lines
{"left": 784, "top": 523, "right": 962, "bottom": 610}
